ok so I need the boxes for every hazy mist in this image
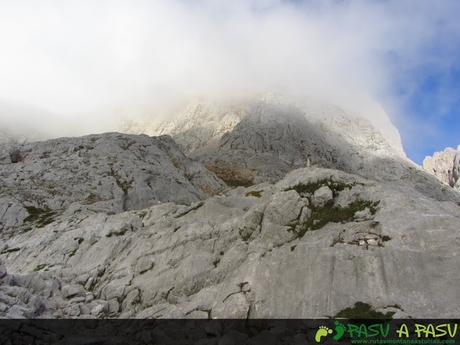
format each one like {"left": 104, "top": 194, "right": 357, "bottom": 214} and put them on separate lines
{"left": 0, "top": 0, "right": 459, "bottom": 138}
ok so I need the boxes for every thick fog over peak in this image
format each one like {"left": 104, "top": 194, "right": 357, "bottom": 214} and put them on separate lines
{"left": 0, "top": 0, "right": 459, "bottom": 141}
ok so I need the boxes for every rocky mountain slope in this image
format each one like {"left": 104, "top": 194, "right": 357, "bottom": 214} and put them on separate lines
{"left": 1, "top": 165, "right": 459, "bottom": 318}
{"left": 125, "top": 96, "right": 406, "bottom": 161}
{"left": 124, "top": 98, "right": 457, "bottom": 202}
{"left": 1, "top": 100, "right": 460, "bottom": 319}
{"left": 423, "top": 146, "right": 460, "bottom": 190}
{"left": 0, "top": 133, "right": 224, "bottom": 235}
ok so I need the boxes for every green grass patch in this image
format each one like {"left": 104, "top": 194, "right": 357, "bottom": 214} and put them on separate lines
{"left": 24, "top": 206, "right": 57, "bottom": 228}
{"left": 336, "top": 302, "right": 395, "bottom": 319}
{"left": 285, "top": 177, "right": 355, "bottom": 197}
{"left": 292, "top": 200, "right": 379, "bottom": 237}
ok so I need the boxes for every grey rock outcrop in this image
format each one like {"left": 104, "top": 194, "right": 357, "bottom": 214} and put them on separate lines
{"left": 132, "top": 100, "right": 338, "bottom": 185}
{"left": 311, "top": 185, "right": 333, "bottom": 207}
{"left": 0, "top": 261, "right": 6, "bottom": 279}
{"left": 423, "top": 146, "right": 460, "bottom": 190}
{"left": 0, "top": 133, "right": 225, "bottom": 234}
{"left": 1, "top": 165, "right": 459, "bottom": 318}
{"left": 124, "top": 98, "right": 459, "bottom": 204}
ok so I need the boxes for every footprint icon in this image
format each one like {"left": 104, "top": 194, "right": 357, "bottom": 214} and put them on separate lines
{"left": 315, "top": 325, "right": 333, "bottom": 343}
{"left": 333, "top": 321, "right": 346, "bottom": 341}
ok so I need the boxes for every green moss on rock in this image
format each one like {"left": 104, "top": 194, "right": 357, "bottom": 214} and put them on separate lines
{"left": 336, "top": 302, "right": 396, "bottom": 319}
{"left": 292, "top": 200, "right": 380, "bottom": 237}
{"left": 286, "top": 177, "right": 356, "bottom": 197}
{"left": 23, "top": 206, "right": 57, "bottom": 228}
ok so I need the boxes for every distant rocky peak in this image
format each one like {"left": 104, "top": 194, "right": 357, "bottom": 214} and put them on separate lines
{"left": 121, "top": 95, "right": 406, "bottom": 160}
{"left": 423, "top": 146, "right": 460, "bottom": 189}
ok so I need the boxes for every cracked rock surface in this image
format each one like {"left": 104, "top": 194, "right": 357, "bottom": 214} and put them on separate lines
{"left": 126, "top": 98, "right": 459, "bottom": 205}
{"left": 1, "top": 164, "right": 459, "bottom": 318}
{"left": 0, "top": 133, "right": 225, "bottom": 235}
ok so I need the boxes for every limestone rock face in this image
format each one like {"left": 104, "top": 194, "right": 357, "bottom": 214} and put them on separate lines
{"left": 0, "top": 133, "right": 225, "bottom": 234}
{"left": 0, "top": 261, "right": 6, "bottom": 279}
{"left": 124, "top": 97, "right": 409, "bottom": 186}
{"left": 1, "top": 99, "right": 460, "bottom": 319}
{"left": 124, "top": 97, "right": 458, "bottom": 204}
{"left": 1, "top": 164, "right": 459, "bottom": 318}
{"left": 124, "top": 96, "right": 405, "bottom": 160}
{"left": 423, "top": 146, "right": 460, "bottom": 190}
{"left": 125, "top": 100, "right": 337, "bottom": 184}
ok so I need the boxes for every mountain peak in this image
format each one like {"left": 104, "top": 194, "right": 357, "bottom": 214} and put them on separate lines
{"left": 423, "top": 146, "right": 460, "bottom": 189}
{"left": 123, "top": 96, "right": 405, "bottom": 158}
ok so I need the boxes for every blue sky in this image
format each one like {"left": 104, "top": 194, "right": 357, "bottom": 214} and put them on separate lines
{"left": 286, "top": 0, "right": 460, "bottom": 163}
{"left": 395, "top": 66, "right": 460, "bottom": 163}
{"left": 382, "top": 12, "right": 460, "bottom": 164}
{"left": 285, "top": 0, "right": 460, "bottom": 163}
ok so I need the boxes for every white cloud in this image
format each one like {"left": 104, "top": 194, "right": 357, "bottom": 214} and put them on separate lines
{"left": 0, "top": 0, "right": 459, "bottom": 137}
